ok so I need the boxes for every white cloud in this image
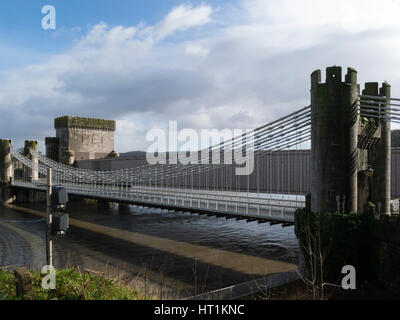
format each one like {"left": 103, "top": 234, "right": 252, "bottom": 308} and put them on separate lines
{"left": 78, "top": 23, "right": 138, "bottom": 47}
{"left": 185, "top": 43, "right": 210, "bottom": 57}
{"left": 242, "top": 0, "right": 400, "bottom": 32}
{"left": 154, "top": 4, "right": 213, "bottom": 41}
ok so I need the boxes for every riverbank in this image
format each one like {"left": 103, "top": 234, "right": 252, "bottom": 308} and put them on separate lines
{"left": 245, "top": 278, "right": 400, "bottom": 300}
{"left": 0, "top": 267, "right": 149, "bottom": 300}
{"left": 0, "top": 202, "right": 299, "bottom": 299}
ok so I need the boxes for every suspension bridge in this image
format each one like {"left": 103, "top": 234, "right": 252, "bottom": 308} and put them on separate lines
{"left": 8, "top": 105, "right": 312, "bottom": 226}
{"left": 1, "top": 66, "right": 399, "bottom": 225}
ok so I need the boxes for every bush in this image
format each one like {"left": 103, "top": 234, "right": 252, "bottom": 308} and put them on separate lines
{"left": 0, "top": 268, "right": 149, "bottom": 300}
{"left": 294, "top": 209, "right": 379, "bottom": 286}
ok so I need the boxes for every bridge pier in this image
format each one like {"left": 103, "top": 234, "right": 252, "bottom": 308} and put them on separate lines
{"left": 66, "top": 196, "right": 88, "bottom": 211}
{"left": 97, "top": 200, "right": 115, "bottom": 213}
{"left": 0, "top": 182, "right": 13, "bottom": 205}
{"left": 28, "top": 190, "right": 46, "bottom": 203}
{"left": 118, "top": 203, "right": 131, "bottom": 215}
{"left": 0, "top": 139, "right": 13, "bottom": 182}
{"left": 14, "top": 189, "right": 26, "bottom": 204}
{"left": 13, "top": 189, "right": 45, "bottom": 204}
{"left": 298, "top": 67, "right": 396, "bottom": 291}
{"left": 0, "top": 139, "right": 13, "bottom": 205}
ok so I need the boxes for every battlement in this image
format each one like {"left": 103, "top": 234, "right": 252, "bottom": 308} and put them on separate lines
{"left": 311, "top": 66, "right": 358, "bottom": 87}
{"left": 362, "top": 81, "right": 391, "bottom": 96}
{"left": 24, "top": 140, "right": 38, "bottom": 155}
{"left": 45, "top": 137, "right": 59, "bottom": 144}
{"left": 55, "top": 116, "right": 116, "bottom": 131}
{"left": 0, "top": 139, "right": 11, "bottom": 146}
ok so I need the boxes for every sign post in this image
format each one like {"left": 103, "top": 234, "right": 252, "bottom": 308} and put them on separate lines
{"left": 46, "top": 168, "right": 53, "bottom": 266}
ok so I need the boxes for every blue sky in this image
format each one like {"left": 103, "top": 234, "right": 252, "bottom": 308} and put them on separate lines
{"left": 1, "top": 0, "right": 400, "bottom": 152}
{"left": 0, "top": 0, "right": 221, "bottom": 69}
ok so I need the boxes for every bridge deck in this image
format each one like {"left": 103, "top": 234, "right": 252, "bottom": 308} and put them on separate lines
{"left": 12, "top": 181, "right": 304, "bottom": 224}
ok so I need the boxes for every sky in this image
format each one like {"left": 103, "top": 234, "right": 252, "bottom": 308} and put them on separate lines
{"left": 1, "top": 0, "right": 400, "bottom": 152}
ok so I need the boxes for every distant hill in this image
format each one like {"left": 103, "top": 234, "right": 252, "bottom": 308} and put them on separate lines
{"left": 118, "top": 151, "right": 147, "bottom": 159}
{"left": 118, "top": 151, "right": 191, "bottom": 160}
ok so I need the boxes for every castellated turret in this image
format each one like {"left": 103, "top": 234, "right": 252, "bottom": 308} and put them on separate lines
{"left": 45, "top": 137, "right": 59, "bottom": 162}
{"left": 47, "top": 116, "right": 116, "bottom": 164}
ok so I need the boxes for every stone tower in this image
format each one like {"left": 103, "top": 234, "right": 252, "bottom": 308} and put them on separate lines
{"left": 310, "top": 66, "right": 391, "bottom": 215}
{"left": 45, "top": 137, "right": 59, "bottom": 162}
{"left": 0, "top": 139, "right": 13, "bottom": 182}
{"left": 49, "top": 116, "right": 116, "bottom": 164}
{"left": 24, "top": 140, "right": 39, "bottom": 181}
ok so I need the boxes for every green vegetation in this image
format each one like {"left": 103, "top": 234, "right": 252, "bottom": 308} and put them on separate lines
{"left": 0, "top": 268, "right": 150, "bottom": 300}
{"left": 0, "top": 269, "right": 15, "bottom": 300}
{"left": 245, "top": 279, "right": 397, "bottom": 300}
{"left": 295, "top": 209, "right": 379, "bottom": 287}
{"left": 55, "top": 116, "right": 116, "bottom": 130}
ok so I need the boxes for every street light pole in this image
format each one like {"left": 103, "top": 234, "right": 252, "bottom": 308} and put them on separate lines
{"left": 46, "top": 168, "right": 53, "bottom": 266}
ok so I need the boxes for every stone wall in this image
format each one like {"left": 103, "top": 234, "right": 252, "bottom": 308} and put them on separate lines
{"left": 55, "top": 116, "right": 115, "bottom": 161}
{"left": 376, "top": 218, "right": 400, "bottom": 293}
{"left": 76, "top": 157, "right": 148, "bottom": 171}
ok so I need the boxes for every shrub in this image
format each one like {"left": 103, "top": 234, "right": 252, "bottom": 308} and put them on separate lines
{"left": 295, "top": 209, "right": 379, "bottom": 287}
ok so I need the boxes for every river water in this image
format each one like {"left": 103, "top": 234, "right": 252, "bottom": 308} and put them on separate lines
{"left": 0, "top": 200, "right": 300, "bottom": 298}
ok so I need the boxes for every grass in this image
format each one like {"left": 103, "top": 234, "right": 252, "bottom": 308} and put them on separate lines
{"left": 0, "top": 267, "right": 151, "bottom": 300}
